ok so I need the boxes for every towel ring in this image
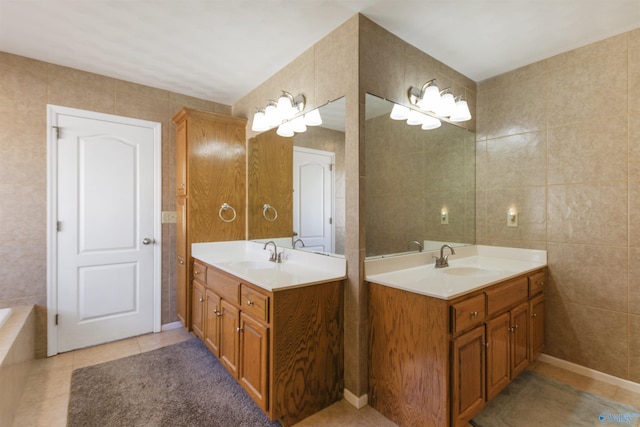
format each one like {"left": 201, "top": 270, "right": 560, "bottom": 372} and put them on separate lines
{"left": 262, "top": 204, "right": 278, "bottom": 222}
{"left": 218, "top": 203, "right": 237, "bottom": 223}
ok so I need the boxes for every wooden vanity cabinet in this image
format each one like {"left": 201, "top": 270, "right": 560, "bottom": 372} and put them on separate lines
{"left": 173, "top": 108, "right": 247, "bottom": 329}
{"left": 191, "top": 260, "right": 344, "bottom": 426}
{"left": 369, "top": 268, "right": 547, "bottom": 427}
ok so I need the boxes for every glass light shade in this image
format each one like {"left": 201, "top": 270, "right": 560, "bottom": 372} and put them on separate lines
{"left": 276, "top": 121, "right": 294, "bottom": 137}
{"left": 390, "top": 104, "right": 410, "bottom": 120}
{"left": 449, "top": 99, "right": 472, "bottom": 122}
{"left": 421, "top": 115, "right": 441, "bottom": 130}
{"left": 436, "top": 92, "right": 455, "bottom": 117}
{"left": 251, "top": 110, "right": 269, "bottom": 132}
{"left": 417, "top": 84, "right": 441, "bottom": 112}
{"left": 277, "top": 93, "right": 295, "bottom": 120}
{"left": 406, "top": 109, "right": 425, "bottom": 126}
{"left": 291, "top": 116, "right": 307, "bottom": 133}
{"left": 265, "top": 102, "right": 281, "bottom": 127}
{"left": 304, "top": 109, "right": 322, "bottom": 126}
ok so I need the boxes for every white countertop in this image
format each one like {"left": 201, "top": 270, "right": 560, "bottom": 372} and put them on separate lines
{"left": 365, "top": 245, "right": 547, "bottom": 300}
{"left": 192, "top": 240, "right": 347, "bottom": 292}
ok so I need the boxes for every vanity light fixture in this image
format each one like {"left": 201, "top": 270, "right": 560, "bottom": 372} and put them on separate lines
{"left": 390, "top": 104, "right": 410, "bottom": 120}
{"left": 303, "top": 108, "right": 322, "bottom": 126}
{"left": 388, "top": 103, "right": 441, "bottom": 130}
{"left": 408, "top": 79, "right": 472, "bottom": 122}
{"left": 251, "top": 90, "right": 310, "bottom": 134}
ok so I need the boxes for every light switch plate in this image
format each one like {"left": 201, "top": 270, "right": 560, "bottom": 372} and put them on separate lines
{"left": 162, "top": 211, "right": 177, "bottom": 223}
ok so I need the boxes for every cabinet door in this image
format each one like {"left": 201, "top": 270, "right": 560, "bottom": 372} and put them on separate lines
{"left": 529, "top": 294, "right": 545, "bottom": 361}
{"left": 220, "top": 300, "right": 240, "bottom": 378}
{"left": 176, "top": 121, "right": 187, "bottom": 196}
{"left": 451, "top": 325, "right": 485, "bottom": 427}
{"left": 486, "top": 312, "right": 511, "bottom": 400}
{"left": 175, "top": 197, "right": 188, "bottom": 327}
{"left": 204, "top": 288, "right": 221, "bottom": 356}
{"left": 191, "top": 281, "right": 205, "bottom": 339}
{"left": 510, "top": 301, "right": 529, "bottom": 378}
{"left": 239, "top": 312, "right": 269, "bottom": 411}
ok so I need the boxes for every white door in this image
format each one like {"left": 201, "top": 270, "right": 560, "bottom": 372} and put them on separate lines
{"left": 47, "top": 106, "right": 161, "bottom": 354}
{"left": 293, "top": 147, "right": 334, "bottom": 253}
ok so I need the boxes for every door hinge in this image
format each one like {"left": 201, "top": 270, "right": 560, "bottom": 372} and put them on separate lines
{"left": 329, "top": 164, "right": 333, "bottom": 171}
{"left": 57, "top": 221, "right": 62, "bottom": 232}
{"left": 52, "top": 126, "right": 60, "bottom": 139}
{"left": 329, "top": 217, "right": 333, "bottom": 224}
{"left": 55, "top": 314, "right": 59, "bottom": 325}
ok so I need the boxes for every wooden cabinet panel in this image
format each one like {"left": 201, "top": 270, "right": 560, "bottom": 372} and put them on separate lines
{"left": 510, "top": 301, "right": 529, "bottom": 378}
{"left": 451, "top": 293, "right": 486, "bottom": 334}
{"left": 191, "top": 281, "right": 205, "bottom": 339}
{"left": 204, "top": 288, "right": 221, "bottom": 356}
{"left": 486, "top": 276, "right": 528, "bottom": 316}
{"left": 529, "top": 294, "right": 545, "bottom": 360}
{"left": 193, "top": 261, "right": 207, "bottom": 283}
{"left": 219, "top": 299, "right": 240, "bottom": 378}
{"left": 452, "top": 325, "right": 485, "bottom": 427}
{"left": 176, "top": 121, "right": 187, "bottom": 197}
{"left": 176, "top": 256, "right": 187, "bottom": 327}
{"left": 528, "top": 270, "right": 546, "bottom": 296}
{"left": 241, "top": 285, "right": 269, "bottom": 323}
{"left": 206, "top": 267, "right": 240, "bottom": 305}
{"left": 486, "top": 312, "right": 510, "bottom": 401}
{"left": 176, "top": 196, "right": 188, "bottom": 327}
{"left": 239, "top": 312, "right": 269, "bottom": 411}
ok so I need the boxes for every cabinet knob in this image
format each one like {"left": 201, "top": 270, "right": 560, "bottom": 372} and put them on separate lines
{"left": 237, "top": 327, "right": 243, "bottom": 333}
{"left": 484, "top": 342, "right": 490, "bottom": 348}
{"left": 538, "top": 281, "right": 545, "bottom": 287}
{"left": 194, "top": 270, "right": 200, "bottom": 275}
{"left": 470, "top": 311, "right": 479, "bottom": 318}
{"left": 199, "top": 298, "right": 204, "bottom": 303}
{"left": 247, "top": 300, "right": 254, "bottom": 306}
{"left": 532, "top": 313, "right": 537, "bottom": 318}
{"left": 178, "top": 260, "right": 184, "bottom": 265}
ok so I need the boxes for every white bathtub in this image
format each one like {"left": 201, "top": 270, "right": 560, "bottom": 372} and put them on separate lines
{"left": 0, "top": 308, "right": 11, "bottom": 329}
{"left": 0, "top": 305, "right": 35, "bottom": 427}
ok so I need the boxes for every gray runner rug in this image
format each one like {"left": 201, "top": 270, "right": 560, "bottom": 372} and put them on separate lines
{"left": 471, "top": 370, "right": 640, "bottom": 426}
{"left": 68, "top": 338, "right": 281, "bottom": 427}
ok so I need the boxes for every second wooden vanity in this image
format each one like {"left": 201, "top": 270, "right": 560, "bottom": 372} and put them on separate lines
{"left": 367, "top": 250, "right": 546, "bottom": 427}
{"left": 190, "top": 245, "right": 345, "bottom": 427}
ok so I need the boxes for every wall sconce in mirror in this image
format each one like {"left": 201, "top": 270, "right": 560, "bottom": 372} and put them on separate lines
{"left": 390, "top": 103, "right": 441, "bottom": 130}
{"left": 251, "top": 91, "right": 323, "bottom": 137}
{"left": 408, "top": 79, "right": 471, "bottom": 122}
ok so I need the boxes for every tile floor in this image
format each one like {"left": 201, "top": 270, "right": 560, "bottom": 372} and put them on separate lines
{"left": 11, "top": 328, "right": 640, "bottom": 427}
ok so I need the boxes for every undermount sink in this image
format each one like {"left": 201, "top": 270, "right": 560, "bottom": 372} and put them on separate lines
{"left": 442, "top": 266, "right": 497, "bottom": 277}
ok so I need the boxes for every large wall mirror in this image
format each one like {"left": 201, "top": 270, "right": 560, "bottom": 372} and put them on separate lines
{"left": 248, "top": 97, "right": 346, "bottom": 256}
{"left": 365, "top": 93, "right": 476, "bottom": 257}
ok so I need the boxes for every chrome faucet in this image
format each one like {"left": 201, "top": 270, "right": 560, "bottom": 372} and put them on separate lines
{"left": 263, "top": 240, "right": 283, "bottom": 263}
{"left": 434, "top": 244, "right": 455, "bottom": 268}
{"left": 293, "top": 238, "right": 305, "bottom": 249}
{"left": 408, "top": 240, "right": 423, "bottom": 252}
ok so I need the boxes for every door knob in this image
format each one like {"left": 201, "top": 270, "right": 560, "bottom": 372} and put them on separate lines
{"left": 142, "top": 238, "right": 154, "bottom": 245}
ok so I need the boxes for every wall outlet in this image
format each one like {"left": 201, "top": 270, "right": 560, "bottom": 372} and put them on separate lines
{"left": 162, "top": 211, "right": 177, "bottom": 223}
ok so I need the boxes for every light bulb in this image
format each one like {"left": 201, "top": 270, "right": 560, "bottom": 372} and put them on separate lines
{"left": 436, "top": 91, "right": 455, "bottom": 117}
{"left": 417, "top": 83, "right": 441, "bottom": 113}
{"left": 276, "top": 121, "right": 294, "bottom": 137}
{"left": 406, "top": 109, "right": 425, "bottom": 126}
{"left": 450, "top": 98, "right": 471, "bottom": 122}
{"left": 421, "top": 115, "right": 441, "bottom": 130}
{"left": 265, "top": 102, "right": 281, "bottom": 127}
{"left": 277, "top": 92, "right": 295, "bottom": 120}
{"left": 251, "top": 110, "right": 269, "bottom": 132}
{"left": 291, "top": 116, "right": 307, "bottom": 133}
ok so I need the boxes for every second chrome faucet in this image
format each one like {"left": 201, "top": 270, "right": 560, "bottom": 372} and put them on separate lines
{"left": 434, "top": 244, "right": 455, "bottom": 268}
{"left": 263, "top": 240, "right": 283, "bottom": 263}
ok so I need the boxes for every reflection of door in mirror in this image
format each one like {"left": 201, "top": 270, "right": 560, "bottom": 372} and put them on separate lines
{"left": 247, "top": 132, "right": 293, "bottom": 239}
{"left": 293, "top": 147, "right": 335, "bottom": 253}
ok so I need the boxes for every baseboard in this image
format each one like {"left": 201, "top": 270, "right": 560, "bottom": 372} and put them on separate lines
{"left": 343, "top": 389, "right": 368, "bottom": 409}
{"left": 161, "top": 321, "right": 184, "bottom": 331}
{"left": 538, "top": 353, "right": 640, "bottom": 394}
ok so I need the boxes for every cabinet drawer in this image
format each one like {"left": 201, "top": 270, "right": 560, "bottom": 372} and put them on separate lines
{"left": 193, "top": 261, "right": 207, "bottom": 283}
{"left": 206, "top": 267, "right": 240, "bottom": 305}
{"left": 451, "top": 293, "right": 486, "bottom": 334}
{"left": 485, "top": 276, "right": 528, "bottom": 316}
{"left": 528, "top": 271, "right": 546, "bottom": 296}
{"left": 241, "top": 285, "right": 269, "bottom": 323}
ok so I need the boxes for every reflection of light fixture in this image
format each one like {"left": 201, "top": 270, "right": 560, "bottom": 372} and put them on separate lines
{"left": 291, "top": 116, "right": 307, "bottom": 133}
{"left": 421, "top": 115, "right": 441, "bottom": 130}
{"left": 449, "top": 96, "right": 472, "bottom": 122}
{"left": 251, "top": 91, "right": 307, "bottom": 134}
{"left": 390, "top": 104, "right": 410, "bottom": 120}
{"left": 407, "top": 109, "right": 425, "bottom": 125}
{"left": 276, "top": 121, "right": 294, "bottom": 137}
{"left": 304, "top": 108, "right": 322, "bottom": 126}
{"left": 408, "top": 79, "right": 471, "bottom": 122}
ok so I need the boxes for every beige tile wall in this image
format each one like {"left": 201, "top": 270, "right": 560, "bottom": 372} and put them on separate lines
{"left": 477, "top": 29, "right": 640, "bottom": 382}
{"left": 0, "top": 52, "right": 229, "bottom": 357}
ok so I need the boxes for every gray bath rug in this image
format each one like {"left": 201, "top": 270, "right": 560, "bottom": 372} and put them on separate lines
{"left": 68, "top": 338, "right": 281, "bottom": 427}
{"left": 471, "top": 370, "right": 640, "bottom": 426}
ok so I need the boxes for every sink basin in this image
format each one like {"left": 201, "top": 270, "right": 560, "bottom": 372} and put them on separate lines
{"left": 230, "top": 260, "right": 275, "bottom": 270}
{"left": 442, "top": 267, "right": 497, "bottom": 277}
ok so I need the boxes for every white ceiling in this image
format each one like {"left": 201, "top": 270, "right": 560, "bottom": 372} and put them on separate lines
{"left": 1, "top": 1, "right": 639, "bottom": 106}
